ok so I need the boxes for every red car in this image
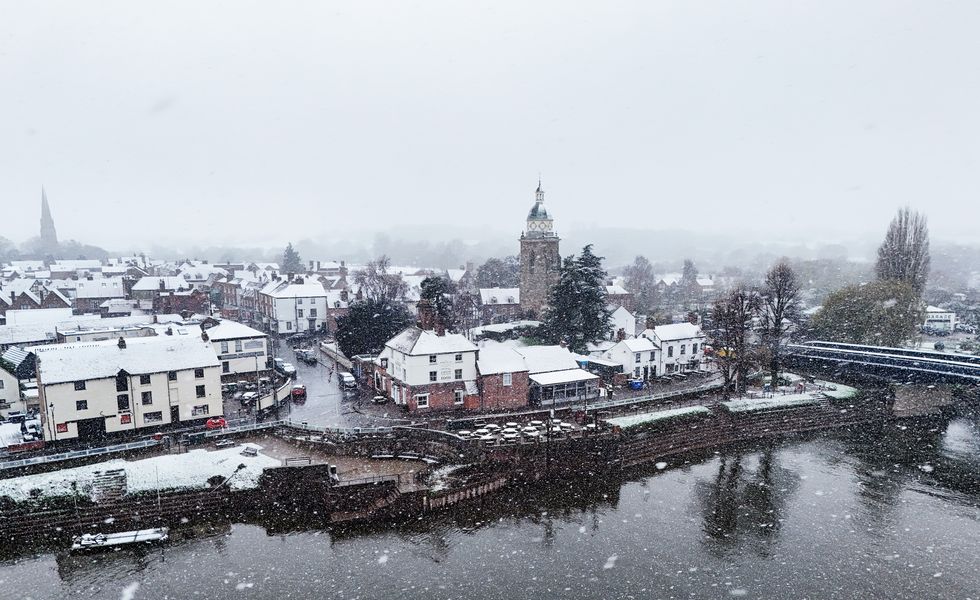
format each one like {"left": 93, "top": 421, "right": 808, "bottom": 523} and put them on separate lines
{"left": 205, "top": 417, "right": 227, "bottom": 430}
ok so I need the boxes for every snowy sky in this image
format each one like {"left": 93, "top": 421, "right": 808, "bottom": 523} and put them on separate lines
{"left": 2, "top": 0, "right": 980, "bottom": 249}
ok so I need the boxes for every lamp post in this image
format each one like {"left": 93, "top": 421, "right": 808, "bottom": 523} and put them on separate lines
{"left": 48, "top": 402, "right": 56, "bottom": 441}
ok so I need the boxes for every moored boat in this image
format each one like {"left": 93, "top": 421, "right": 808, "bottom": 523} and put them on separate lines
{"left": 71, "top": 528, "right": 169, "bottom": 551}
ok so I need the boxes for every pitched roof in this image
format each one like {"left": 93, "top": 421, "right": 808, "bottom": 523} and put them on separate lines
{"left": 131, "top": 276, "right": 190, "bottom": 292}
{"left": 479, "top": 287, "right": 520, "bottom": 305}
{"left": 385, "top": 326, "right": 477, "bottom": 356}
{"left": 513, "top": 345, "right": 580, "bottom": 374}
{"left": 476, "top": 346, "right": 529, "bottom": 375}
{"left": 31, "top": 334, "right": 220, "bottom": 385}
{"left": 646, "top": 322, "right": 704, "bottom": 342}
{"left": 204, "top": 320, "right": 267, "bottom": 341}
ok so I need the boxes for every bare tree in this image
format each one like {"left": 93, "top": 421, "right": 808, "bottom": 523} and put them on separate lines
{"left": 622, "top": 255, "right": 658, "bottom": 312}
{"left": 711, "top": 286, "right": 760, "bottom": 399}
{"left": 354, "top": 255, "right": 408, "bottom": 303}
{"left": 760, "top": 260, "right": 801, "bottom": 390}
{"left": 875, "top": 207, "right": 930, "bottom": 296}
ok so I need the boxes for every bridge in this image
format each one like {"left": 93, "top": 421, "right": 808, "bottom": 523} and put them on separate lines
{"left": 787, "top": 341, "right": 980, "bottom": 417}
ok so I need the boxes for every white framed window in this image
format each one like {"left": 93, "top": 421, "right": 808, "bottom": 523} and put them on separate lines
{"left": 634, "top": 367, "right": 641, "bottom": 378}
{"left": 680, "top": 344, "right": 686, "bottom": 355}
{"left": 668, "top": 346, "right": 673, "bottom": 357}
{"left": 297, "top": 298, "right": 303, "bottom": 305}
{"left": 235, "top": 340, "right": 243, "bottom": 352}
{"left": 144, "top": 411, "right": 163, "bottom": 423}
{"left": 454, "top": 390, "right": 464, "bottom": 405}
{"left": 429, "top": 355, "right": 437, "bottom": 364}
{"left": 191, "top": 404, "right": 209, "bottom": 416}
{"left": 502, "top": 372, "right": 512, "bottom": 387}
{"left": 429, "top": 371, "right": 438, "bottom": 382}
{"left": 454, "top": 354, "right": 463, "bottom": 362}
{"left": 454, "top": 369, "right": 462, "bottom": 380}
{"left": 415, "top": 394, "right": 429, "bottom": 409}
{"left": 692, "top": 343, "right": 698, "bottom": 353}
{"left": 298, "top": 309, "right": 304, "bottom": 318}
{"left": 634, "top": 353, "right": 641, "bottom": 363}
{"left": 649, "top": 351, "right": 655, "bottom": 361}
{"left": 221, "top": 341, "right": 229, "bottom": 353}
{"left": 286, "top": 322, "right": 292, "bottom": 331}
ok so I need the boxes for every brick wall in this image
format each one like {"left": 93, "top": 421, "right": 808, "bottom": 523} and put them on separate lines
{"left": 406, "top": 381, "right": 471, "bottom": 412}
{"left": 475, "top": 372, "right": 530, "bottom": 411}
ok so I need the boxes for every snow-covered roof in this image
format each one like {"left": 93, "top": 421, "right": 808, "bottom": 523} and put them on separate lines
{"left": 204, "top": 320, "right": 267, "bottom": 341}
{"left": 479, "top": 287, "right": 520, "bottom": 305}
{"left": 31, "top": 334, "right": 220, "bottom": 385}
{"left": 619, "top": 337, "right": 658, "bottom": 352}
{"left": 261, "top": 281, "right": 328, "bottom": 299}
{"left": 925, "top": 305, "right": 954, "bottom": 314}
{"left": 605, "top": 284, "right": 629, "bottom": 296}
{"left": 529, "top": 369, "right": 598, "bottom": 386}
{"left": 646, "top": 322, "right": 704, "bottom": 342}
{"left": 385, "top": 326, "right": 477, "bottom": 356}
{"left": 3, "top": 308, "right": 75, "bottom": 326}
{"left": 477, "top": 346, "right": 529, "bottom": 375}
{"left": 131, "top": 276, "right": 190, "bottom": 292}
{"left": 446, "top": 269, "right": 466, "bottom": 283}
{"left": 513, "top": 345, "right": 580, "bottom": 374}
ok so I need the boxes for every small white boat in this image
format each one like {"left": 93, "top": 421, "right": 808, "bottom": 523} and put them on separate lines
{"left": 71, "top": 527, "right": 169, "bottom": 551}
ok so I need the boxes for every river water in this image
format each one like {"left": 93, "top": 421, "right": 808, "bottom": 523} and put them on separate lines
{"left": 1, "top": 416, "right": 978, "bottom": 600}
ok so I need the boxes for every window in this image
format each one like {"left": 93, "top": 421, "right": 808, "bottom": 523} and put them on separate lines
{"left": 220, "top": 341, "right": 229, "bottom": 353}
{"left": 222, "top": 361, "right": 230, "bottom": 373}
{"left": 116, "top": 374, "right": 128, "bottom": 392}
{"left": 455, "top": 354, "right": 463, "bottom": 362}
{"left": 141, "top": 391, "right": 153, "bottom": 405}
{"left": 668, "top": 346, "right": 674, "bottom": 358}
{"left": 502, "top": 372, "right": 512, "bottom": 387}
{"left": 139, "top": 374, "right": 151, "bottom": 385}
{"left": 0, "top": 380, "right": 3, "bottom": 389}
{"left": 286, "top": 322, "right": 292, "bottom": 331}
{"left": 144, "top": 411, "right": 163, "bottom": 423}
{"left": 117, "top": 394, "right": 130, "bottom": 411}
{"left": 454, "top": 369, "right": 462, "bottom": 380}
{"left": 634, "top": 367, "right": 641, "bottom": 378}
{"left": 235, "top": 340, "right": 242, "bottom": 352}
{"left": 298, "top": 309, "right": 304, "bottom": 318}
{"left": 297, "top": 298, "right": 303, "bottom": 305}
{"left": 692, "top": 343, "right": 698, "bottom": 354}
{"left": 635, "top": 353, "right": 641, "bottom": 364}
{"left": 74, "top": 381, "right": 86, "bottom": 391}
{"left": 454, "top": 390, "right": 464, "bottom": 405}
{"left": 196, "top": 385, "right": 206, "bottom": 398}
{"left": 650, "top": 351, "right": 656, "bottom": 361}
{"left": 168, "top": 371, "right": 177, "bottom": 381}
{"left": 309, "top": 309, "right": 317, "bottom": 317}
{"left": 680, "top": 344, "right": 686, "bottom": 355}
{"left": 429, "top": 371, "right": 438, "bottom": 382}
{"left": 429, "top": 355, "right": 437, "bottom": 364}
{"left": 194, "top": 368, "right": 205, "bottom": 378}
{"left": 191, "top": 404, "right": 209, "bottom": 416}
{"left": 76, "top": 400, "right": 88, "bottom": 411}
{"left": 415, "top": 394, "right": 429, "bottom": 408}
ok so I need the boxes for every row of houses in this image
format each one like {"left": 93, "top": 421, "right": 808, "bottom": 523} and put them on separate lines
{"left": 360, "top": 307, "right": 706, "bottom": 414}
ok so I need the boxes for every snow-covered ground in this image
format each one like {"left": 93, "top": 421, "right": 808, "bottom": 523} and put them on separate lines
{"left": 814, "top": 380, "right": 859, "bottom": 400}
{"left": 606, "top": 406, "right": 711, "bottom": 430}
{"left": 0, "top": 423, "right": 25, "bottom": 448}
{"left": 722, "top": 394, "right": 821, "bottom": 413}
{"left": 0, "top": 443, "right": 279, "bottom": 503}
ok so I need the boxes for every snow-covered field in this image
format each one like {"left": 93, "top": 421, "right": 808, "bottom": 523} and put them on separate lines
{"left": 0, "top": 444, "right": 279, "bottom": 503}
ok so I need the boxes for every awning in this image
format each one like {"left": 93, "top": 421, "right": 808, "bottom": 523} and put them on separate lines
{"left": 530, "top": 369, "right": 600, "bottom": 386}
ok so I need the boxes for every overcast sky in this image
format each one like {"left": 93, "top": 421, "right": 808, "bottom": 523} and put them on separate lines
{"left": 2, "top": 0, "right": 979, "bottom": 251}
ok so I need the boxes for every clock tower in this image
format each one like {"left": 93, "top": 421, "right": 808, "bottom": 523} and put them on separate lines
{"left": 519, "top": 180, "right": 561, "bottom": 316}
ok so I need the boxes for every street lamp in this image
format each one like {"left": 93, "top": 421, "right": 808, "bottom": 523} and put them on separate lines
{"left": 48, "top": 402, "right": 56, "bottom": 441}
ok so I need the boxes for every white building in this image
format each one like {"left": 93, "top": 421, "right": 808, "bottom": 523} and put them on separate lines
{"left": 259, "top": 279, "right": 329, "bottom": 334}
{"left": 378, "top": 326, "right": 479, "bottom": 411}
{"left": 603, "top": 336, "right": 659, "bottom": 380}
{"left": 608, "top": 305, "right": 638, "bottom": 340}
{"left": 203, "top": 320, "right": 270, "bottom": 379}
{"left": 641, "top": 322, "right": 707, "bottom": 373}
{"left": 32, "top": 334, "right": 222, "bottom": 442}
{"left": 0, "top": 362, "right": 20, "bottom": 418}
{"left": 923, "top": 306, "right": 956, "bottom": 332}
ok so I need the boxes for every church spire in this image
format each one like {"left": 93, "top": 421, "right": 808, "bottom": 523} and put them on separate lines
{"left": 40, "top": 186, "right": 58, "bottom": 252}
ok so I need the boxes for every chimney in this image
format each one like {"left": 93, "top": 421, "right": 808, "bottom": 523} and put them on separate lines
{"left": 117, "top": 337, "right": 127, "bottom": 349}
{"left": 201, "top": 331, "right": 209, "bottom": 342}
{"left": 166, "top": 327, "right": 173, "bottom": 336}
{"left": 417, "top": 299, "right": 436, "bottom": 331}
{"left": 340, "top": 289, "right": 349, "bottom": 303}
{"left": 159, "top": 279, "right": 166, "bottom": 291}
{"left": 435, "top": 319, "right": 446, "bottom": 337}
{"left": 617, "top": 328, "right": 626, "bottom": 341}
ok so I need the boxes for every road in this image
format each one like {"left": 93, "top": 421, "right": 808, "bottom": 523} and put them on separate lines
{"left": 278, "top": 346, "right": 411, "bottom": 428}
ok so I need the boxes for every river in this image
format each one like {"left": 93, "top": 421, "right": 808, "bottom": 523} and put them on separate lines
{"left": 1, "top": 415, "right": 978, "bottom": 600}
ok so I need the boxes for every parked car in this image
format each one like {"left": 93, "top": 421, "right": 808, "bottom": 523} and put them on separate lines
{"left": 275, "top": 361, "right": 296, "bottom": 377}
{"left": 291, "top": 384, "right": 307, "bottom": 400}
{"left": 240, "top": 391, "right": 260, "bottom": 405}
{"left": 205, "top": 417, "right": 227, "bottom": 430}
{"left": 339, "top": 372, "right": 357, "bottom": 389}
{"left": 372, "top": 395, "right": 387, "bottom": 404}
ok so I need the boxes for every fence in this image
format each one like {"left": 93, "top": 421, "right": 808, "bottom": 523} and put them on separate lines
{"left": 0, "top": 439, "right": 161, "bottom": 472}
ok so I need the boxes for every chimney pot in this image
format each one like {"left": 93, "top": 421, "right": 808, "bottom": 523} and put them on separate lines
{"left": 117, "top": 337, "right": 127, "bottom": 349}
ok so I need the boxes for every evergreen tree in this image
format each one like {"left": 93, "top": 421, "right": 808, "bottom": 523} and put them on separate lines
{"left": 541, "top": 245, "right": 612, "bottom": 353}
{"left": 281, "top": 243, "right": 303, "bottom": 274}
{"left": 335, "top": 299, "right": 412, "bottom": 357}
{"left": 420, "top": 276, "right": 457, "bottom": 331}
{"left": 475, "top": 256, "right": 520, "bottom": 288}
